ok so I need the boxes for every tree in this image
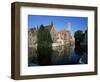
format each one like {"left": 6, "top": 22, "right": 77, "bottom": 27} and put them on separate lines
{"left": 37, "top": 24, "right": 53, "bottom": 65}
{"left": 74, "top": 30, "right": 84, "bottom": 45}
{"left": 37, "top": 24, "right": 44, "bottom": 45}
{"left": 37, "top": 24, "right": 53, "bottom": 47}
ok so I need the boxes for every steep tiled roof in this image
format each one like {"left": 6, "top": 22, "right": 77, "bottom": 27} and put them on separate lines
{"left": 45, "top": 25, "right": 52, "bottom": 31}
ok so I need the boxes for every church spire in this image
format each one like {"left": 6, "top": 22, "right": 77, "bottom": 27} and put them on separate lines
{"left": 51, "top": 21, "right": 53, "bottom": 26}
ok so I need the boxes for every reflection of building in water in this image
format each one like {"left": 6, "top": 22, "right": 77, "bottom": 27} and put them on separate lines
{"left": 51, "top": 45, "right": 71, "bottom": 65}
{"left": 28, "top": 22, "right": 74, "bottom": 48}
{"left": 28, "top": 47, "right": 38, "bottom": 66}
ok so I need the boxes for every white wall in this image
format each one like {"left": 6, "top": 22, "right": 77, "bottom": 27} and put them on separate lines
{"left": 0, "top": 0, "right": 100, "bottom": 82}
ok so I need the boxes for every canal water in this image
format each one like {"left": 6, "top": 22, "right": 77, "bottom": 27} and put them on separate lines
{"left": 28, "top": 45, "right": 88, "bottom": 66}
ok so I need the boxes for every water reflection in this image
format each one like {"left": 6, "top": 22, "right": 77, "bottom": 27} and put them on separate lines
{"left": 51, "top": 45, "right": 71, "bottom": 65}
{"left": 28, "top": 45, "right": 87, "bottom": 66}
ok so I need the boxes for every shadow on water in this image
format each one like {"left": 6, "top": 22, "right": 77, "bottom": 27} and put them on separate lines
{"left": 74, "top": 43, "right": 87, "bottom": 55}
{"left": 37, "top": 47, "right": 52, "bottom": 65}
{"left": 51, "top": 45, "right": 71, "bottom": 65}
{"left": 74, "top": 44, "right": 88, "bottom": 64}
{"left": 74, "top": 44, "right": 84, "bottom": 55}
{"left": 28, "top": 44, "right": 88, "bottom": 66}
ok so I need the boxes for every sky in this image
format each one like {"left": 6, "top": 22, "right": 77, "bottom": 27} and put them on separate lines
{"left": 28, "top": 15, "right": 88, "bottom": 36}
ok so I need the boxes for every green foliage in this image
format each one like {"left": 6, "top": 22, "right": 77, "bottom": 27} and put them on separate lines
{"left": 74, "top": 30, "right": 84, "bottom": 43}
{"left": 37, "top": 24, "right": 53, "bottom": 65}
{"left": 37, "top": 24, "right": 53, "bottom": 48}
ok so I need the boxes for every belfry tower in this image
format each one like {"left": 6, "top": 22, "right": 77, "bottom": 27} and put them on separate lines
{"left": 67, "top": 22, "right": 71, "bottom": 31}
